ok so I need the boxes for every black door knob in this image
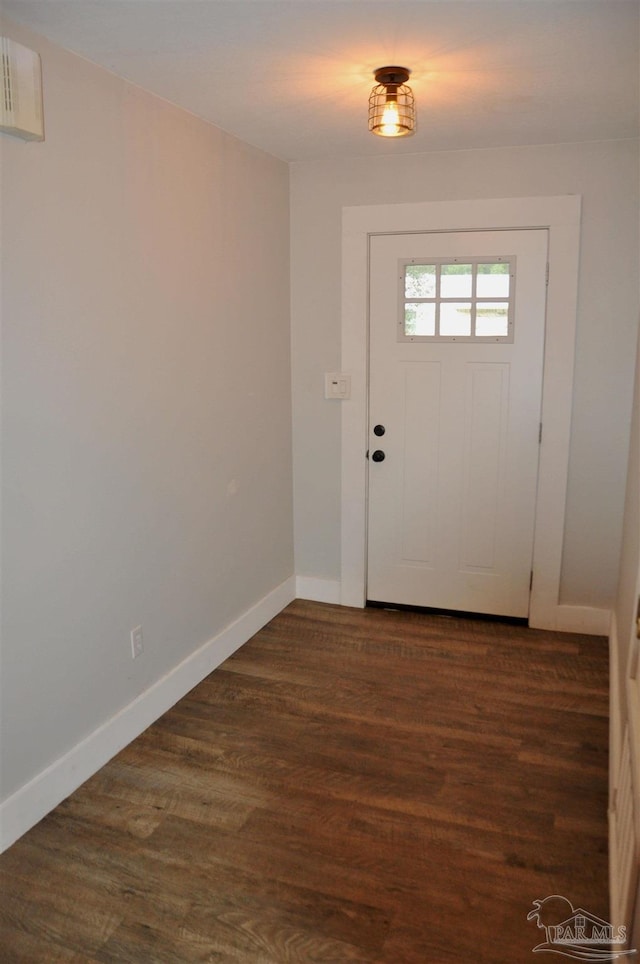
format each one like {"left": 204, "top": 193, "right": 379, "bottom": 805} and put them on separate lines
{"left": 372, "top": 450, "right": 385, "bottom": 462}
{"left": 373, "top": 424, "right": 385, "bottom": 437}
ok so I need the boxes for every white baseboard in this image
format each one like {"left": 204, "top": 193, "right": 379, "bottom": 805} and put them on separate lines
{"left": 308, "top": 584, "right": 610, "bottom": 635}
{"left": 0, "top": 576, "right": 296, "bottom": 854}
{"left": 530, "top": 603, "right": 612, "bottom": 636}
{"left": 295, "top": 576, "right": 341, "bottom": 604}
{"left": 554, "top": 604, "right": 612, "bottom": 636}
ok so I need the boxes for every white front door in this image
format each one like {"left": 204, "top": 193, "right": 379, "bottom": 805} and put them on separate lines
{"left": 367, "top": 229, "right": 548, "bottom": 618}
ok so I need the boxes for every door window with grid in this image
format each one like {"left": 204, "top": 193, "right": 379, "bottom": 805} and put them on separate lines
{"left": 400, "top": 257, "right": 515, "bottom": 342}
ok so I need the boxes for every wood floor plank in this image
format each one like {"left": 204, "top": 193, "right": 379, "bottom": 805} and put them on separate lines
{"left": 0, "top": 601, "right": 609, "bottom": 962}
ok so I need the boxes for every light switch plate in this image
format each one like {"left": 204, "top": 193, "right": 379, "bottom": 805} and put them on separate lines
{"left": 324, "top": 372, "right": 351, "bottom": 400}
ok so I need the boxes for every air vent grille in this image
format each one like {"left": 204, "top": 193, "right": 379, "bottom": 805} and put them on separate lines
{"left": 0, "top": 37, "right": 44, "bottom": 141}
{"left": 2, "top": 49, "right": 13, "bottom": 114}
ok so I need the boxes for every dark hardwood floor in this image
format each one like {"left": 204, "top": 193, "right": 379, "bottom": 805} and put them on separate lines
{"left": 0, "top": 600, "right": 609, "bottom": 962}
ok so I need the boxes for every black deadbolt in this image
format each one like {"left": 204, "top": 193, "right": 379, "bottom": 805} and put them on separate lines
{"left": 373, "top": 424, "right": 385, "bottom": 437}
{"left": 372, "top": 450, "right": 385, "bottom": 462}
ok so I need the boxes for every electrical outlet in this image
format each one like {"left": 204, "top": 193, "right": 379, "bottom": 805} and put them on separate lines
{"left": 130, "top": 625, "right": 143, "bottom": 659}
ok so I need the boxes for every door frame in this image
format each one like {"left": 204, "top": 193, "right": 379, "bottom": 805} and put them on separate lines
{"left": 340, "top": 195, "right": 592, "bottom": 632}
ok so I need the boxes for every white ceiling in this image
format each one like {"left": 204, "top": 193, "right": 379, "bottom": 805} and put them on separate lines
{"left": 3, "top": 0, "right": 639, "bottom": 163}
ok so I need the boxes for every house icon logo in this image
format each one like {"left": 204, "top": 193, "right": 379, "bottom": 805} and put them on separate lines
{"left": 528, "top": 895, "right": 637, "bottom": 960}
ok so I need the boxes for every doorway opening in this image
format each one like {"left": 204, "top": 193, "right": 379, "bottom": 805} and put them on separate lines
{"left": 340, "top": 195, "right": 582, "bottom": 632}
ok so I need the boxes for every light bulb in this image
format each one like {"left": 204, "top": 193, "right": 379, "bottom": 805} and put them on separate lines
{"left": 380, "top": 99, "right": 401, "bottom": 136}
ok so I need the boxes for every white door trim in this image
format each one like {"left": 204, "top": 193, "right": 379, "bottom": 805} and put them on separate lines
{"left": 340, "top": 195, "right": 586, "bottom": 632}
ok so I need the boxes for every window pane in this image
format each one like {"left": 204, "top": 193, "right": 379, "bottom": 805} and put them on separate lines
{"left": 440, "top": 264, "right": 472, "bottom": 298}
{"left": 475, "top": 302, "right": 509, "bottom": 336}
{"left": 477, "top": 263, "right": 510, "bottom": 297}
{"left": 405, "top": 265, "right": 436, "bottom": 298}
{"left": 405, "top": 302, "right": 436, "bottom": 336}
{"left": 440, "top": 303, "right": 471, "bottom": 336}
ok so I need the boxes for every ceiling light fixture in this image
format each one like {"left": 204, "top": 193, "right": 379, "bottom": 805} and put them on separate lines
{"left": 368, "top": 66, "right": 416, "bottom": 138}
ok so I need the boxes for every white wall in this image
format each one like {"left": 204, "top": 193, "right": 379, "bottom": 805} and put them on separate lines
{"left": 291, "top": 140, "right": 639, "bottom": 610}
{"left": 0, "top": 21, "right": 293, "bottom": 807}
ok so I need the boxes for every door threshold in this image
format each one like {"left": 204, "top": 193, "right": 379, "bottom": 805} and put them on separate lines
{"left": 366, "top": 599, "right": 529, "bottom": 626}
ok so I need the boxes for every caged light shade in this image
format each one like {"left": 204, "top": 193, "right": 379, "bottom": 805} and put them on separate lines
{"left": 368, "top": 66, "right": 416, "bottom": 138}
